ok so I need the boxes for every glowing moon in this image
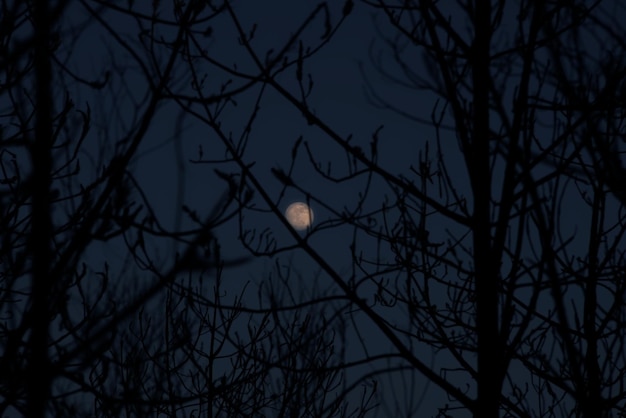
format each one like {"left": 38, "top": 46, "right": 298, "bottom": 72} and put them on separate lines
{"left": 285, "top": 202, "right": 314, "bottom": 231}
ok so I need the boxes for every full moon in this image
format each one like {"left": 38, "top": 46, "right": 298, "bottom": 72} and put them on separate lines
{"left": 285, "top": 202, "right": 314, "bottom": 231}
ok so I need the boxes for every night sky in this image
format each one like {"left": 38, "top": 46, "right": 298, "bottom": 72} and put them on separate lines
{"left": 3, "top": 0, "right": 626, "bottom": 417}
{"left": 56, "top": 1, "right": 443, "bottom": 414}
{"left": 64, "top": 2, "right": 460, "bottom": 414}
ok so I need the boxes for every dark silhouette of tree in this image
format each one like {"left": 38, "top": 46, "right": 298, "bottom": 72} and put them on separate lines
{"left": 1, "top": 1, "right": 374, "bottom": 417}
{"left": 182, "top": 1, "right": 625, "bottom": 417}
{"left": 4, "top": 0, "right": 626, "bottom": 417}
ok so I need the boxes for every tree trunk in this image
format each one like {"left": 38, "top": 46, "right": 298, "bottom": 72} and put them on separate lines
{"left": 471, "top": 2, "right": 500, "bottom": 417}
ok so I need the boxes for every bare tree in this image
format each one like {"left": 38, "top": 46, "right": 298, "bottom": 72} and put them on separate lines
{"left": 6, "top": 0, "right": 625, "bottom": 417}
{"left": 0, "top": 1, "right": 373, "bottom": 416}
{"left": 185, "top": 0, "right": 626, "bottom": 417}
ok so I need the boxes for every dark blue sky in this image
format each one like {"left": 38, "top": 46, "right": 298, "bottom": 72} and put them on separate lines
{"left": 7, "top": 0, "right": 626, "bottom": 416}
{"left": 78, "top": 2, "right": 459, "bottom": 414}
{"left": 52, "top": 2, "right": 584, "bottom": 415}
{"left": 57, "top": 1, "right": 448, "bottom": 414}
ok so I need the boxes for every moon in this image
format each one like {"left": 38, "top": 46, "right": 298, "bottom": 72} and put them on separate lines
{"left": 285, "top": 202, "right": 314, "bottom": 231}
